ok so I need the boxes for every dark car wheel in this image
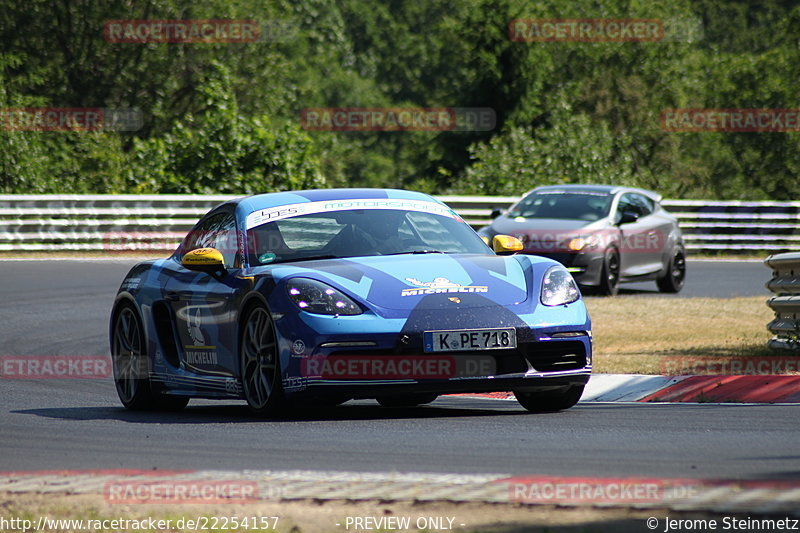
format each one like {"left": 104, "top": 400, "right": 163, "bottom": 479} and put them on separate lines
{"left": 514, "top": 385, "right": 584, "bottom": 413}
{"left": 597, "top": 247, "right": 620, "bottom": 296}
{"left": 657, "top": 246, "right": 686, "bottom": 293}
{"left": 112, "top": 304, "right": 188, "bottom": 411}
{"left": 240, "top": 304, "right": 285, "bottom": 416}
{"left": 376, "top": 393, "right": 439, "bottom": 407}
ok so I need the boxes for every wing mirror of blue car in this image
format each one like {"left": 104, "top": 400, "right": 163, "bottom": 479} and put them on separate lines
{"left": 182, "top": 248, "right": 227, "bottom": 274}
{"left": 492, "top": 234, "right": 523, "bottom": 255}
{"left": 618, "top": 210, "right": 640, "bottom": 225}
{"left": 490, "top": 208, "right": 504, "bottom": 219}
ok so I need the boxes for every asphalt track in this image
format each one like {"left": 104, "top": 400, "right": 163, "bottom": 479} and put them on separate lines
{"left": 0, "top": 258, "right": 796, "bottom": 484}
{"left": 619, "top": 258, "right": 770, "bottom": 297}
{"left": 2, "top": 379, "right": 799, "bottom": 480}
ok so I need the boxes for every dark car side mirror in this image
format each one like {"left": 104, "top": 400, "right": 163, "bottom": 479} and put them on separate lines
{"left": 618, "top": 210, "right": 640, "bottom": 225}
{"left": 490, "top": 208, "right": 504, "bottom": 219}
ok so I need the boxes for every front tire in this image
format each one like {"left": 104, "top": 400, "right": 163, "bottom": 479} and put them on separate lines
{"left": 597, "top": 247, "right": 620, "bottom": 296}
{"left": 112, "top": 304, "right": 188, "bottom": 411}
{"left": 657, "top": 247, "right": 686, "bottom": 293}
{"left": 514, "top": 385, "right": 584, "bottom": 413}
{"left": 240, "top": 304, "right": 285, "bottom": 416}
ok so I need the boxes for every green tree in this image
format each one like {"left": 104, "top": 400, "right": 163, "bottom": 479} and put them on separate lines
{"left": 129, "top": 63, "right": 325, "bottom": 194}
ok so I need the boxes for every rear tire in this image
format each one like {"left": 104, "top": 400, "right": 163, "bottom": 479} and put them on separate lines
{"left": 597, "top": 248, "right": 620, "bottom": 296}
{"left": 240, "top": 304, "right": 285, "bottom": 417}
{"left": 514, "top": 385, "right": 584, "bottom": 413}
{"left": 112, "top": 304, "right": 188, "bottom": 411}
{"left": 657, "top": 247, "right": 686, "bottom": 293}
{"left": 376, "top": 393, "right": 439, "bottom": 407}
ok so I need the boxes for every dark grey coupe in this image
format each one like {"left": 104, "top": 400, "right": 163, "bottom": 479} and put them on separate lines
{"left": 478, "top": 185, "right": 686, "bottom": 295}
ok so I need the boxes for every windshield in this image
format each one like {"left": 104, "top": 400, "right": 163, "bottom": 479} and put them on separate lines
{"left": 246, "top": 208, "right": 490, "bottom": 265}
{"left": 508, "top": 191, "right": 613, "bottom": 221}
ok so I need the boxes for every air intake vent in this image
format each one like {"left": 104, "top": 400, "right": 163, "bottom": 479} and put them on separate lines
{"left": 524, "top": 340, "right": 587, "bottom": 372}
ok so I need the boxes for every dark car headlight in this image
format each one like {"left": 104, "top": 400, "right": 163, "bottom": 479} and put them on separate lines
{"left": 540, "top": 266, "right": 580, "bottom": 306}
{"left": 286, "top": 278, "right": 362, "bottom": 316}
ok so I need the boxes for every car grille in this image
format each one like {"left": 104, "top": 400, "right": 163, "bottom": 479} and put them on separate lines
{"left": 523, "top": 340, "right": 587, "bottom": 372}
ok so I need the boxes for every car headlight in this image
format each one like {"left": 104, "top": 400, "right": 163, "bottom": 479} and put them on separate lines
{"left": 540, "top": 266, "right": 580, "bottom": 306}
{"left": 567, "top": 234, "right": 599, "bottom": 252}
{"left": 286, "top": 278, "right": 362, "bottom": 315}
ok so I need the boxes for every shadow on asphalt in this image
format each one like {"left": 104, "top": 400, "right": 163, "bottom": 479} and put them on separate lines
{"left": 13, "top": 398, "right": 562, "bottom": 424}
{"left": 16, "top": 400, "right": 781, "bottom": 424}
{"left": 583, "top": 286, "right": 664, "bottom": 297}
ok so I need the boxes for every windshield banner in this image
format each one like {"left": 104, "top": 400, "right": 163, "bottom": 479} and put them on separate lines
{"left": 246, "top": 198, "right": 461, "bottom": 229}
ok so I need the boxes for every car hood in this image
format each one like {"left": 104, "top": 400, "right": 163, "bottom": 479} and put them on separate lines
{"left": 257, "top": 253, "right": 533, "bottom": 311}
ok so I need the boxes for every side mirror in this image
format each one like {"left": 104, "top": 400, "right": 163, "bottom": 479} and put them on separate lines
{"left": 182, "top": 248, "right": 226, "bottom": 273}
{"left": 492, "top": 235, "right": 523, "bottom": 255}
{"left": 490, "top": 208, "right": 504, "bottom": 219}
{"left": 618, "top": 210, "right": 640, "bottom": 225}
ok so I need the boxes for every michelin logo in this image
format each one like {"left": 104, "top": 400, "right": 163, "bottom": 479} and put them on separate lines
{"left": 401, "top": 277, "right": 488, "bottom": 297}
{"left": 187, "top": 308, "right": 206, "bottom": 346}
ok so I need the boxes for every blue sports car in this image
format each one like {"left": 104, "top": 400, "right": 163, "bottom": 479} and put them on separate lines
{"left": 110, "top": 189, "right": 591, "bottom": 415}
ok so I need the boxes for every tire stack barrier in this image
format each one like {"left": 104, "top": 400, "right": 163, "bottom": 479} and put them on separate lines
{"left": 765, "top": 252, "right": 800, "bottom": 350}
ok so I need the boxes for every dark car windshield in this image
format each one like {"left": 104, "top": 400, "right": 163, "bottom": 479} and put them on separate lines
{"left": 247, "top": 208, "right": 490, "bottom": 265}
{"left": 508, "top": 191, "right": 613, "bottom": 221}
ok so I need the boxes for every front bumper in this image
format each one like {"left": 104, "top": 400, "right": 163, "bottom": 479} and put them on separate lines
{"left": 523, "top": 251, "right": 605, "bottom": 287}
{"left": 281, "top": 330, "right": 592, "bottom": 399}
{"left": 297, "top": 371, "right": 590, "bottom": 400}
{"left": 273, "top": 280, "right": 592, "bottom": 400}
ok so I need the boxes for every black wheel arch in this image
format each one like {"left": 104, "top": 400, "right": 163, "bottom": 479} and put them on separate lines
{"left": 109, "top": 293, "right": 145, "bottom": 350}
{"left": 238, "top": 291, "right": 271, "bottom": 330}
{"left": 236, "top": 291, "right": 277, "bottom": 380}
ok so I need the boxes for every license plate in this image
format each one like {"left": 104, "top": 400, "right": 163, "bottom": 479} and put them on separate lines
{"left": 423, "top": 328, "right": 517, "bottom": 353}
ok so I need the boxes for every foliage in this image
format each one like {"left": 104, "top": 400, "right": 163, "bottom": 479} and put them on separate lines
{"left": 129, "top": 62, "right": 324, "bottom": 193}
{"left": 1, "top": 0, "right": 799, "bottom": 199}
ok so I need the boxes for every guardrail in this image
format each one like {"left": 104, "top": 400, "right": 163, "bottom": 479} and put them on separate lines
{"left": 765, "top": 252, "right": 800, "bottom": 350}
{"left": 1, "top": 194, "right": 799, "bottom": 254}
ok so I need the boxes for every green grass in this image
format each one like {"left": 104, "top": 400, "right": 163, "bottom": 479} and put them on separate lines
{"left": 585, "top": 296, "right": 783, "bottom": 374}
